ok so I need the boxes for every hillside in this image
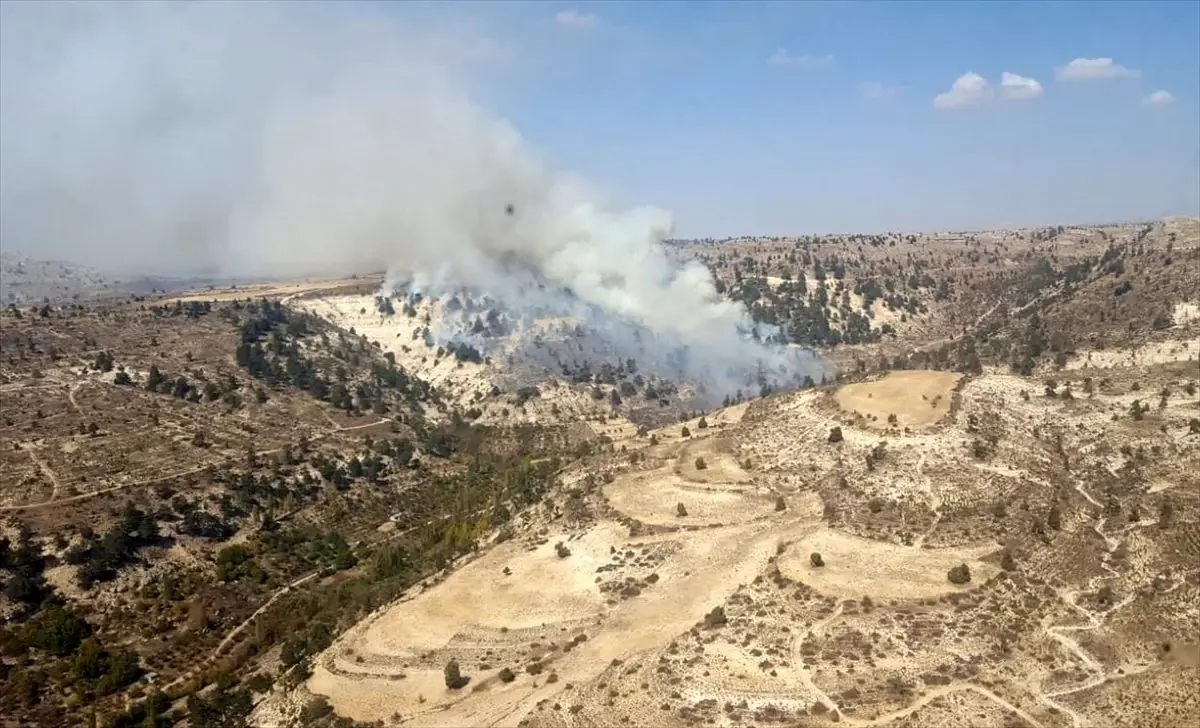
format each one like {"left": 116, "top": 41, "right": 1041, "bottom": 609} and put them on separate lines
{"left": 0, "top": 252, "right": 123, "bottom": 306}
{"left": 0, "top": 219, "right": 1197, "bottom": 728}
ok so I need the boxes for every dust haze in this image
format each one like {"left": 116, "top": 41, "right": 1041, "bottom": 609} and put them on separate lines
{"left": 0, "top": 1, "right": 826, "bottom": 398}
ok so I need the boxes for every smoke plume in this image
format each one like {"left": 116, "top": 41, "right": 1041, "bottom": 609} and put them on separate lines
{"left": 0, "top": 1, "right": 828, "bottom": 401}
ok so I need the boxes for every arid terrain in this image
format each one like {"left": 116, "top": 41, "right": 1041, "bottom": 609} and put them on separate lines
{"left": 2, "top": 218, "right": 1198, "bottom": 728}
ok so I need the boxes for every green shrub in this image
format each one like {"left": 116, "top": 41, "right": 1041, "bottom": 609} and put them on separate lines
{"left": 24, "top": 604, "right": 92, "bottom": 656}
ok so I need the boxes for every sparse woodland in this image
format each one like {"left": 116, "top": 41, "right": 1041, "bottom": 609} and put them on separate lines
{"left": 1, "top": 218, "right": 1198, "bottom": 728}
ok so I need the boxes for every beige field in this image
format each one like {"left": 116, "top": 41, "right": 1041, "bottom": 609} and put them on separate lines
{"left": 358, "top": 528, "right": 614, "bottom": 652}
{"left": 306, "top": 516, "right": 810, "bottom": 725}
{"left": 158, "top": 276, "right": 375, "bottom": 304}
{"left": 835, "top": 370, "right": 963, "bottom": 429}
{"left": 602, "top": 471, "right": 775, "bottom": 526}
{"left": 671, "top": 437, "right": 752, "bottom": 485}
{"left": 200, "top": 219, "right": 1200, "bottom": 728}
{"left": 777, "top": 529, "right": 1000, "bottom": 600}
{"left": 278, "top": 349, "right": 1199, "bottom": 728}
{"left": 302, "top": 402, "right": 819, "bottom": 724}
{"left": 288, "top": 358, "right": 1200, "bottom": 728}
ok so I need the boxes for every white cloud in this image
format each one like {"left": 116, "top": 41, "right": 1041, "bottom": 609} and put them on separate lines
{"left": 767, "top": 49, "right": 833, "bottom": 70}
{"left": 934, "top": 71, "right": 1047, "bottom": 109}
{"left": 999, "top": 72, "right": 1043, "bottom": 101}
{"left": 859, "top": 82, "right": 899, "bottom": 101}
{"left": 1142, "top": 90, "right": 1175, "bottom": 106}
{"left": 933, "top": 72, "right": 990, "bottom": 110}
{"left": 554, "top": 9, "right": 598, "bottom": 30}
{"left": 1055, "top": 57, "right": 1140, "bottom": 82}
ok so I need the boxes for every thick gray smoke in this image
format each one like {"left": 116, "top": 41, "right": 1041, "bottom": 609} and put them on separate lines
{"left": 0, "top": 1, "right": 828, "bottom": 401}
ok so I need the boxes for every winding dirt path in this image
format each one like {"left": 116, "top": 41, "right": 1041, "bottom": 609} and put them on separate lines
{"left": 67, "top": 380, "right": 86, "bottom": 414}
{"left": 145, "top": 513, "right": 450, "bottom": 714}
{"left": 0, "top": 417, "right": 392, "bottom": 512}
{"left": 844, "top": 683, "right": 1046, "bottom": 728}
{"left": 791, "top": 600, "right": 846, "bottom": 716}
{"left": 912, "top": 451, "right": 941, "bottom": 548}
{"left": 22, "top": 444, "right": 63, "bottom": 503}
{"left": 0, "top": 464, "right": 211, "bottom": 512}
{"left": 162, "top": 570, "right": 323, "bottom": 693}
{"left": 1031, "top": 478, "right": 1139, "bottom": 728}
{"left": 788, "top": 597, "right": 1045, "bottom": 728}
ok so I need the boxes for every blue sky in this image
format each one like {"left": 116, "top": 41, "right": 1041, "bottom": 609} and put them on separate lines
{"left": 1, "top": 0, "right": 1195, "bottom": 271}
{"left": 413, "top": 0, "right": 1200, "bottom": 236}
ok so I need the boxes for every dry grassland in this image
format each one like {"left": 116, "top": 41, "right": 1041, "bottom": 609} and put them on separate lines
{"left": 268, "top": 345, "right": 1200, "bottom": 728}
{"left": 158, "top": 276, "right": 378, "bottom": 305}
{"left": 835, "top": 370, "right": 963, "bottom": 429}
{"left": 5, "top": 219, "right": 1199, "bottom": 728}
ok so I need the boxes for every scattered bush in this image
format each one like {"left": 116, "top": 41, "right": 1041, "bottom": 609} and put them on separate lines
{"left": 1130, "top": 400, "right": 1149, "bottom": 421}
{"left": 94, "top": 649, "right": 142, "bottom": 695}
{"left": 178, "top": 510, "right": 236, "bottom": 541}
{"left": 299, "top": 696, "right": 334, "bottom": 723}
{"left": 1047, "top": 504, "right": 1062, "bottom": 531}
{"left": 498, "top": 667, "right": 516, "bottom": 683}
{"left": 554, "top": 542, "right": 571, "bottom": 559}
{"left": 703, "top": 605, "right": 727, "bottom": 628}
{"left": 676, "top": 503, "right": 688, "bottom": 518}
{"left": 947, "top": 564, "right": 971, "bottom": 585}
{"left": 444, "top": 659, "right": 468, "bottom": 689}
{"left": 246, "top": 673, "right": 273, "bottom": 694}
{"left": 1001, "top": 550, "right": 1016, "bottom": 571}
{"left": 810, "top": 552, "right": 824, "bottom": 568}
{"left": 828, "top": 426, "right": 843, "bottom": 444}
{"left": 215, "top": 544, "right": 267, "bottom": 583}
{"left": 694, "top": 457, "right": 707, "bottom": 470}
{"left": 1159, "top": 500, "right": 1174, "bottom": 529}
{"left": 23, "top": 604, "right": 92, "bottom": 656}
{"left": 775, "top": 496, "right": 786, "bottom": 512}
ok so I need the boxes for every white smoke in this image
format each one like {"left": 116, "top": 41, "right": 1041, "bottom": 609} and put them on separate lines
{"left": 0, "top": 1, "right": 829, "bottom": 401}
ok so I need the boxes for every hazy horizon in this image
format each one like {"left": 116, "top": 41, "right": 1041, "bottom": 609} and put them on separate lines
{"left": 1, "top": 1, "right": 1196, "bottom": 278}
